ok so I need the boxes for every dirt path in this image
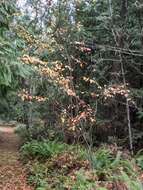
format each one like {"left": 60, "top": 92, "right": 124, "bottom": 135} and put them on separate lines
{"left": 0, "top": 126, "right": 33, "bottom": 190}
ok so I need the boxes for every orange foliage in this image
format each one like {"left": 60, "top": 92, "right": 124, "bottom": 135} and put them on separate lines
{"left": 21, "top": 55, "right": 96, "bottom": 129}
{"left": 21, "top": 55, "right": 77, "bottom": 98}
{"left": 103, "top": 84, "right": 130, "bottom": 99}
{"left": 18, "top": 89, "right": 47, "bottom": 102}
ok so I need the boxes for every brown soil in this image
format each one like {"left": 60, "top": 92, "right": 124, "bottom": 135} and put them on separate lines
{"left": 0, "top": 126, "right": 33, "bottom": 190}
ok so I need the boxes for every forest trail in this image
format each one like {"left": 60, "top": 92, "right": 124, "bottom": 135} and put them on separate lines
{"left": 0, "top": 126, "right": 33, "bottom": 190}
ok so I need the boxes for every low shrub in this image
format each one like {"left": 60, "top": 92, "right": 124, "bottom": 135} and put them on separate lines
{"left": 15, "top": 124, "right": 31, "bottom": 142}
{"left": 15, "top": 123, "right": 49, "bottom": 142}
{"left": 27, "top": 162, "right": 48, "bottom": 190}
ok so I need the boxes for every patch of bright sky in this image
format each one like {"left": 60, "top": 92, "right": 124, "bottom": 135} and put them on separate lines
{"left": 17, "top": 0, "right": 57, "bottom": 16}
{"left": 18, "top": 0, "right": 26, "bottom": 8}
{"left": 17, "top": 0, "right": 75, "bottom": 24}
{"left": 18, "top": 0, "right": 57, "bottom": 8}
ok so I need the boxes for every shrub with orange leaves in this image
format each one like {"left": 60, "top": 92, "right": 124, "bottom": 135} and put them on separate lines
{"left": 18, "top": 89, "right": 47, "bottom": 102}
{"left": 21, "top": 55, "right": 78, "bottom": 98}
{"left": 103, "top": 84, "right": 131, "bottom": 100}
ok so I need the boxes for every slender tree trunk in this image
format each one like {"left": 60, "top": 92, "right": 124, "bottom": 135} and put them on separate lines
{"left": 120, "top": 0, "right": 133, "bottom": 153}
{"left": 108, "top": 0, "right": 133, "bottom": 152}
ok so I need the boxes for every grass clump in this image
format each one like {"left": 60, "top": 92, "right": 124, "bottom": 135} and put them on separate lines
{"left": 21, "top": 140, "right": 67, "bottom": 161}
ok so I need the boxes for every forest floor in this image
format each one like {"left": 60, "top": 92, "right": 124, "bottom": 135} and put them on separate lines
{"left": 0, "top": 126, "right": 33, "bottom": 190}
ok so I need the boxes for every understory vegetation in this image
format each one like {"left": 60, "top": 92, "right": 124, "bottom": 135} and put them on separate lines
{"left": 0, "top": 0, "right": 143, "bottom": 189}
{"left": 20, "top": 138, "right": 143, "bottom": 190}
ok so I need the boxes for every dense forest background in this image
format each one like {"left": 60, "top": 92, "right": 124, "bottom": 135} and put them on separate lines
{"left": 0, "top": 0, "right": 143, "bottom": 189}
{"left": 1, "top": 0, "right": 143, "bottom": 151}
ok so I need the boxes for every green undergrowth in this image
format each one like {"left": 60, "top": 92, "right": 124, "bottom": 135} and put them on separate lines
{"left": 20, "top": 140, "right": 143, "bottom": 190}
{"left": 21, "top": 140, "right": 68, "bottom": 161}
